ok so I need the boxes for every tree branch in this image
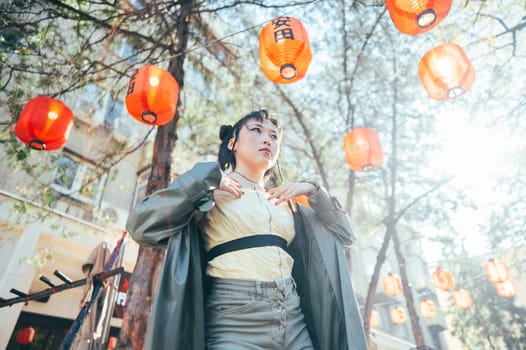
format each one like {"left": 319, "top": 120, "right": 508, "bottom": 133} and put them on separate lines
{"left": 275, "top": 85, "right": 330, "bottom": 190}
{"left": 197, "top": 0, "right": 319, "bottom": 13}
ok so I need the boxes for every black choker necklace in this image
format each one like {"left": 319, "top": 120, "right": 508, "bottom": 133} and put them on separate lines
{"left": 233, "top": 171, "right": 259, "bottom": 190}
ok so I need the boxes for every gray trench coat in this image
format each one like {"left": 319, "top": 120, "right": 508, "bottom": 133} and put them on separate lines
{"left": 126, "top": 162, "right": 368, "bottom": 350}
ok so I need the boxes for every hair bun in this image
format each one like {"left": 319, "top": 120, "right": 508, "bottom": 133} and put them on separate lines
{"left": 219, "top": 124, "right": 234, "bottom": 141}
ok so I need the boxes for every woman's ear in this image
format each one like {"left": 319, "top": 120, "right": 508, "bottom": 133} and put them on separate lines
{"left": 228, "top": 138, "right": 235, "bottom": 151}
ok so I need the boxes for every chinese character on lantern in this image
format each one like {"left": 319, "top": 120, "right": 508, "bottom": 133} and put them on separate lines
{"left": 259, "top": 16, "right": 312, "bottom": 84}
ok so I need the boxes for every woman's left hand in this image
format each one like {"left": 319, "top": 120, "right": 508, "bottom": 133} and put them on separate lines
{"left": 267, "top": 182, "right": 316, "bottom": 206}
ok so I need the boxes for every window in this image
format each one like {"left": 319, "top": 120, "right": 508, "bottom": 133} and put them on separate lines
{"left": 120, "top": 40, "right": 138, "bottom": 64}
{"left": 77, "top": 83, "right": 102, "bottom": 111}
{"left": 75, "top": 83, "right": 104, "bottom": 127}
{"left": 103, "top": 97, "right": 124, "bottom": 128}
{"left": 111, "top": 36, "right": 138, "bottom": 64}
{"left": 52, "top": 154, "right": 106, "bottom": 204}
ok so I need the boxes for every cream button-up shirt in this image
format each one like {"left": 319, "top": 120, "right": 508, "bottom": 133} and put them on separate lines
{"left": 202, "top": 187, "right": 295, "bottom": 281}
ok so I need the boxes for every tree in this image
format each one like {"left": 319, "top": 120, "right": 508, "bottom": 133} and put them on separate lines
{"left": 335, "top": 1, "right": 526, "bottom": 348}
{"left": 2, "top": 1, "right": 328, "bottom": 348}
{"left": 3, "top": 0, "right": 526, "bottom": 349}
{"left": 446, "top": 255, "right": 526, "bottom": 349}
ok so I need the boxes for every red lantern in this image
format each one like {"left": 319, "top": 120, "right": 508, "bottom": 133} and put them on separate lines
{"left": 386, "top": 0, "right": 452, "bottom": 35}
{"left": 419, "top": 299, "right": 436, "bottom": 318}
{"left": 452, "top": 289, "right": 473, "bottom": 309}
{"left": 495, "top": 279, "right": 516, "bottom": 298}
{"left": 107, "top": 336, "right": 118, "bottom": 349}
{"left": 418, "top": 43, "right": 475, "bottom": 101}
{"left": 484, "top": 259, "right": 509, "bottom": 283}
{"left": 432, "top": 267, "right": 455, "bottom": 291}
{"left": 370, "top": 310, "right": 380, "bottom": 328}
{"left": 259, "top": 16, "right": 312, "bottom": 84}
{"left": 383, "top": 273, "right": 403, "bottom": 297}
{"left": 15, "top": 96, "right": 74, "bottom": 151}
{"left": 16, "top": 327, "right": 35, "bottom": 345}
{"left": 343, "top": 128, "right": 384, "bottom": 172}
{"left": 390, "top": 306, "right": 406, "bottom": 324}
{"left": 125, "top": 65, "right": 179, "bottom": 126}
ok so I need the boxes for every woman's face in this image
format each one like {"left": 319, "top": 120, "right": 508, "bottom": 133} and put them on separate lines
{"left": 229, "top": 118, "right": 281, "bottom": 172}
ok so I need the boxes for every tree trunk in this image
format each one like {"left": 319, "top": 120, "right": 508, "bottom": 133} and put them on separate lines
{"left": 362, "top": 221, "right": 393, "bottom": 340}
{"left": 117, "top": 1, "right": 194, "bottom": 349}
{"left": 392, "top": 228, "right": 426, "bottom": 348}
{"left": 363, "top": 41, "right": 399, "bottom": 344}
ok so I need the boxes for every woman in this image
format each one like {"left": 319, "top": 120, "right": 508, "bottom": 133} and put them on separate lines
{"left": 126, "top": 110, "right": 368, "bottom": 350}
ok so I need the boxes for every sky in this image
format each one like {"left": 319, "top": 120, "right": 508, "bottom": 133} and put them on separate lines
{"left": 423, "top": 105, "right": 521, "bottom": 262}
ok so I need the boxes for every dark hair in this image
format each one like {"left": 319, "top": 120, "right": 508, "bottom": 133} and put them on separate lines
{"left": 218, "top": 109, "right": 281, "bottom": 173}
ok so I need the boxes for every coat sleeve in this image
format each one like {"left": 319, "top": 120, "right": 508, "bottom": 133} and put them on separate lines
{"left": 126, "top": 162, "right": 222, "bottom": 247}
{"left": 306, "top": 185, "right": 357, "bottom": 246}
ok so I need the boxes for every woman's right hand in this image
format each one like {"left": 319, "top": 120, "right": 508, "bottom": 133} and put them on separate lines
{"left": 217, "top": 173, "right": 244, "bottom": 198}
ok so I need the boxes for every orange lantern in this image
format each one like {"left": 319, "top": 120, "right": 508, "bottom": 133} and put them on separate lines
{"left": 125, "top": 65, "right": 179, "bottom": 126}
{"left": 419, "top": 299, "right": 436, "bottom": 318}
{"left": 386, "top": 0, "right": 452, "bottom": 35}
{"left": 484, "top": 259, "right": 509, "bottom": 283}
{"left": 452, "top": 289, "right": 473, "bottom": 309}
{"left": 292, "top": 195, "right": 310, "bottom": 207}
{"left": 495, "top": 279, "right": 516, "bottom": 298}
{"left": 390, "top": 306, "right": 406, "bottom": 324}
{"left": 383, "top": 273, "right": 403, "bottom": 297}
{"left": 418, "top": 43, "right": 475, "bottom": 101}
{"left": 15, "top": 96, "right": 74, "bottom": 151}
{"left": 432, "top": 267, "right": 455, "bottom": 291}
{"left": 16, "top": 327, "right": 35, "bottom": 344}
{"left": 343, "top": 128, "right": 384, "bottom": 172}
{"left": 370, "top": 310, "right": 380, "bottom": 328}
{"left": 259, "top": 16, "right": 312, "bottom": 84}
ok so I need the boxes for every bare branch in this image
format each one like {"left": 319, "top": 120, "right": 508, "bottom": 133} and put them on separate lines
{"left": 197, "top": 0, "right": 320, "bottom": 13}
{"left": 46, "top": 0, "right": 173, "bottom": 51}
{"left": 275, "top": 85, "right": 330, "bottom": 190}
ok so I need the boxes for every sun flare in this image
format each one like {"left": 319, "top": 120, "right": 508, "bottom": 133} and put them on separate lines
{"left": 433, "top": 107, "right": 516, "bottom": 204}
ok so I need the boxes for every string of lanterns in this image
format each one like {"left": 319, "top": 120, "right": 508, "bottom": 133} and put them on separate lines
{"left": 13, "top": 15, "right": 314, "bottom": 148}
{"left": 432, "top": 259, "right": 517, "bottom": 307}
{"left": 370, "top": 258, "right": 518, "bottom": 328}
{"left": 14, "top": 1, "right": 473, "bottom": 164}
{"left": 344, "top": 0, "right": 475, "bottom": 171}
{"left": 431, "top": 259, "right": 517, "bottom": 309}
{"left": 384, "top": 0, "right": 475, "bottom": 101}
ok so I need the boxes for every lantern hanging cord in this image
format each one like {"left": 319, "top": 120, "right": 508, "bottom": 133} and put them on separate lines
{"left": 152, "top": 0, "right": 321, "bottom": 65}
{"left": 452, "top": 258, "right": 526, "bottom": 287}
{"left": 363, "top": 257, "right": 526, "bottom": 308}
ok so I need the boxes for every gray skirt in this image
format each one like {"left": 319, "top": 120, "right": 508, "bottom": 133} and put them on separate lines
{"left": 205, "top": 277, "right": 314, "bottom": 350}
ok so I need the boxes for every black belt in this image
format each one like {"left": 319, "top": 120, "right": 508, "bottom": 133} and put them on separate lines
{"left": 207, "top": 234, "right": 288, "bottom": 261}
